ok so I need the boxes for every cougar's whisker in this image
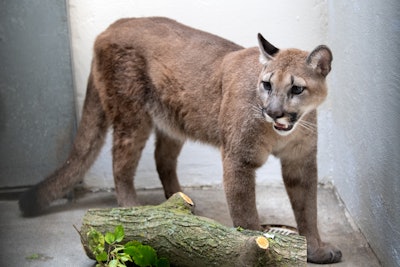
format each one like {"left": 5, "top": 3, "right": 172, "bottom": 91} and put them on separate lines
{"left": 297, "top": 119, "right": 317, "bottom": 134}
{"left": 250, "top": 103, "right": 265, "bottom": 120}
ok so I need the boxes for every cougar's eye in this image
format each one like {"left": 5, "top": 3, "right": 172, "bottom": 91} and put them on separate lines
{"left": 291, "top": 85, "right": 304, "bottom": 95}
{"left": 261, "top": 81, "right": 272, "bottom": 92}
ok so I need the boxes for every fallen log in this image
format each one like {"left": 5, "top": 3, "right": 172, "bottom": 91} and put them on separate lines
{"left": 79, "top": 192, "right": 306, "bottom": 267}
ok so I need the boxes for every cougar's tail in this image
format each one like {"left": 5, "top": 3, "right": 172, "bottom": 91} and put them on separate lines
{"left": 19, "top": 73, "right": 109, "bottom": 216}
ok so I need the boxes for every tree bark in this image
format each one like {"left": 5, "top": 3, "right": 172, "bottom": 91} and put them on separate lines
{"left": 79, "top": 192, "right": 306, "bottom": 267}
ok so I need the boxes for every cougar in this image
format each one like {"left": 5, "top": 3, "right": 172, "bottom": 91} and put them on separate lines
{"left": 19, "top": 17, "right": 341, "bottom": 263}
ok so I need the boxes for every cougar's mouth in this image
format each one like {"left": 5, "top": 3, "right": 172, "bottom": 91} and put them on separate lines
{"left": 273, "top": 121, "right": 294, "bottom": 132}
{"left": 261, "top": 108, "right": 297, "bottom": 136}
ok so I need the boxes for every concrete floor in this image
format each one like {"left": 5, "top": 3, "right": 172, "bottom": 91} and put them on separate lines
{"left": 0, "top": 185, "right": 381, "bottom": 267}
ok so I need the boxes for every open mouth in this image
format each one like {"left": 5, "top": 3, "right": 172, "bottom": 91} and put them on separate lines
{"left": 273, "top": 122, "right": 293, "bottom": 132}
{"left": 261, "top": 108, "right": 297, "bottom": 135}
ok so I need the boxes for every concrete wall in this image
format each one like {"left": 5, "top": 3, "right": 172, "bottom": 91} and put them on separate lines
{"left": 318, "top": 1, "right": 400, "bottom": 266}
{"left": 0, "top": 0, "right": 76, "bottom": 187}
{"left": 68, "top": 0, "right": 328, "bottom": 189}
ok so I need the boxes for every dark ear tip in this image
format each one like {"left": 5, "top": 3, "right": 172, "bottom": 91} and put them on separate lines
{"left": 257, "top": 34, "right": 279, "bottom": 57}
{"left": 257, "top": 33, "right": 264, "bottom": 43}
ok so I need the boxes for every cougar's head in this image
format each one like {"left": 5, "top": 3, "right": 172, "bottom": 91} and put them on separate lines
{"left": 256, "top": 33, "right": 332, "bottom": 136}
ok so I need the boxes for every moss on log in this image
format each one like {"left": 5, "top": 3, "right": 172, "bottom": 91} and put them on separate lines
{"left": 79, "top": 192, "right": 306, "bottom": 267}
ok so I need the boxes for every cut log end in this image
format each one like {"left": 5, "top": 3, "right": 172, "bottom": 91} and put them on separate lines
{"left": 256, "top": 236, "right": 269, "bottom": 250}
{"left": 178, "top": 192, "right": 194, "bottom": 206}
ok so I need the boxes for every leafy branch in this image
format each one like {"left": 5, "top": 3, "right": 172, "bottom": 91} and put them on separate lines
{"left": 85, "top": 225, "right": 169, "bottom": 267}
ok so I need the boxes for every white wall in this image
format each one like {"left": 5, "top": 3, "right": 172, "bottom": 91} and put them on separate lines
{"left": 318, "top": 1, "right": 400, "bottom": 266}
{"left": 68, "top": 0, "right": 328, "bottom": 190}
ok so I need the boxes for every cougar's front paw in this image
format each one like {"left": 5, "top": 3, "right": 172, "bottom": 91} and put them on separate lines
{"left": 307, "top": 242, "right": 342, "bottom": 264}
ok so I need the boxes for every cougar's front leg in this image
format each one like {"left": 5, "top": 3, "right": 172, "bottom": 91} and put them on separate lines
{"left": 281, "top": 152, "right": 342, "bottom": 263}
{"left": 222, "top": 154, "right": 261, "bottom": 230}
{"left": 155, "top": 129, "right": 183, "bottom": 199}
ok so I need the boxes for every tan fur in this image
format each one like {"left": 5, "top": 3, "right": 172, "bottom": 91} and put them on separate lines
{"left": 19, "top": 17, "right": 341, "bottom": 263}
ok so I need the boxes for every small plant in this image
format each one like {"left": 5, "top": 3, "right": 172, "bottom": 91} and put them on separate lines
{"left": 87, "top": 225, "right": 169, "bottom": 267}
{"left": 236, "top": 226, "right": 244, "bottom": 232}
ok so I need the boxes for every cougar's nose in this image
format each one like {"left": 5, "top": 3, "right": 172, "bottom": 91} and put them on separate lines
{"left": 265, "top": 106, "right": 284, "bottom": 120}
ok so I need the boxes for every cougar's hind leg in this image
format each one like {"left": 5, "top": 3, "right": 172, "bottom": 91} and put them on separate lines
{"left": 112, "top": 111, "right": 152, "bottom": 207}
{"left": 93, "top": 36, "right": 155, "bottom": 207}
{"left": 154, "top": 129, "right": 184, "bottom": 198}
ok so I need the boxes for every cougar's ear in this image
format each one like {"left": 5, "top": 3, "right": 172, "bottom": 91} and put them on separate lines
{"left": 306, "top": 45, "right": 333, "bottom": 77}
{"left": 257, "top": 33, "right": 279, "bottom": 65}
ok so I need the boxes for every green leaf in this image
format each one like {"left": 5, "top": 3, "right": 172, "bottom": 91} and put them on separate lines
{"left": 108, "top": 259, "right": 119, "bottom": 267}
{"left": 105, "top": 232, "right": 116, "bottom": 245}
{"left": 132, "top": 245, "right": 157, "bottom": 267}
{"left": 236, "top": 226, "right": 244, "bottom": 232}
{"left": 95, "top": 244, "right": 105, "bottom": 256}
{"left": 87, "top": 228, "right": 105, "bottom": 255}
{"left": 123, "top": 246, "right": 137, "bottom": 258}
{"left": 95, "top": 251, "right": 108, "bottom": 263}
{"left": 119, "top": 254, "right": 132, "bottom": 263}
{"left": 114, "top": 225, "right": 125, "bottom": 243}
{"left": 124, "top": 240, "right": 142, "bottom": 257}
{"left": 124, "top": 240, "right": 142, "bottom": 248}
{"left": 26, "top": 253, "right": 40, "bottom": 260}
{"left": 156, "top": 258, "right": 170, "bottom": 267}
